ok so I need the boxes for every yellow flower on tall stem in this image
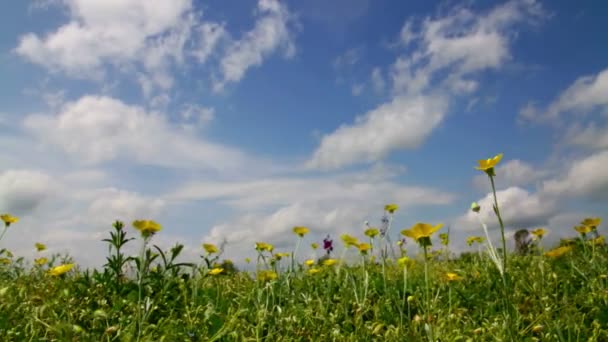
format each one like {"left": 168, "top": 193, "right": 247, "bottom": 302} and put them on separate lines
{"left": 35, "top": 242, "right": 47, "bottom": 252}
{"left": 384, "top": 204, "right": 399, "bottom": 214}
{"left": 208, "top": 268, "right": 223, "bottom": 276}
{"left": 581, "top": 217, "right": 601, "bottom": 229}
{"left": 574, "top": 225, "right": 592, "bottom": 235}
{"left": 401, "top": 223, "right": 444, "bottom": 247}
{"left": 475, "top": 153, "right": 503, "bottom": 175}
{"left": 364, "top": 227, "right": 379, "bottom": 238}
{"left": 466, "top": 236, "right": 484, "bottom": 246}
{"left": 48, "top": 263, "right": 74, "bottom": 276}
{"left": 35, "top": 257, "right": 48, "bottom": 266}
{"left": 202, "top": 243, "right": 219, "bottom": 254}
{"left": 544, "top": 246, "right": 572, "bottom": 258}
{"left": 292, "top": 226, "right": 309, "bottom": 237}
{"left": 0, "top": 214, "right": 18, "bottom": 227}
{"left": 257, "top": 270, "right": 278, "bottom": 282}
{"left": 531, "top": 228, "right": 547, "bottom": 239}
{"left": 132, "top": 220, "right": 162, "bottom": 237}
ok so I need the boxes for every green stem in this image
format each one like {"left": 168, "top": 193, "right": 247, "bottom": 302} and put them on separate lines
{"left": 137, "top": 237, "right": 148, "bottom": 341}
{"left": 489, "top": 175, "right": 508, "bottom": 272}
{"left": 0, "top": 226, "right": 8, "bottom": 245}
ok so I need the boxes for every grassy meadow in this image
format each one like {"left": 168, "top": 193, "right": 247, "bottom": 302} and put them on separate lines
{"left": 0, "top": 154, "right": 606, "bottom": 341}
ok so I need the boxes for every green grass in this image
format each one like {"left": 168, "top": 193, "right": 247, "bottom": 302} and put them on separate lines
{"left": 0, "top": 220, "right": 607, "bottom": 341}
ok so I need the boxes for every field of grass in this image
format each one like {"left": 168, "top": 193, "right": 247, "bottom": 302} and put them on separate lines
{"left": 0, "top": 154, "right": 606, "bottom": 341}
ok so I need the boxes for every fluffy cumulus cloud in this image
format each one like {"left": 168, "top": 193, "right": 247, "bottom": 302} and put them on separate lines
{"left": 0, "top": 169, "right": 54, "bottom": 215}
{"left": 15, "top": 0, "right": 297, "bottom": 95}
{"left": 519, "top": 67, "right": 608, "bottom": 124}
{"left": 213, "top": 0, "right": 296, "bottom": 91}
{"left": 307, "top": 95, "right": 448, "bottom": 169}
{"left": 309, "top": 0, "right": 544, "bottom": 170}
{"left": 457, "top": 186, "right": 557, "bottom": 234}
{"left": 169, "top": 167, "right": 455, "bottom": 260}
{"left": 15, "top": 0, "right": 193, "bottom": 78}
{"left": 22, "top": 95, "right": 253, "bottom": 172}
{"left": 541, "top": 150, "right": 608, "bottom": 200}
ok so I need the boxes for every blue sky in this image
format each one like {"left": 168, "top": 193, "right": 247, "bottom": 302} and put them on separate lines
{"left": 1, "top": 0, "right": 607, "bottom": 267}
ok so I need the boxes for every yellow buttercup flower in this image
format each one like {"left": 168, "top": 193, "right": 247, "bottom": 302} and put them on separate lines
{"left": 475, "top": 153, "right": 503, "bottom": 172}
{"left": 35, "top": 257, "right": 48, "bottom": 266}
{"left": 466, "top": 236, "right": 484, "bottom": 246}
{"left": 311, "top": 243, "right": 319, "bottom": 250}
{"left": 293, "top": 226, "right": 310, "bottom": 237}
{"left": 48, "top": 263, "right": 75, "bottom": 276}
{"left": 304, "top": 259, "right": 315, "bottom": 267}
{"left": 574, "top": 225, "right": 592, "bottom": 235}
{"left": 364, "top": 228, "right": 379, "bottom": 238}
{"left": 1, "top": 214, "right": 18, "bottom": 227}
{"left": 322, "top": 258, "right": 338, "bottom": 266}
{"left": 255, "top": 242, "right": 274, "bottom": 253}
{"left": 274, "top": 252, "right": 291, "bottom": 260}
{"left": 589, "top": 236, "right": 605, "bottom": 246}
{"left": 35, "top": 242, "right": 47, "bottom": 252}
{"left": 384, "top": 204, "right": 399, "bottom": 214}
{"left": 257, "top": 270, "right": 278, "bottom": 282}
{"left": 544, "top": 246, "right": 572, "bottom": 258}
{"left": 357, "top": 243, "right": 371, "bottom": 254}
{"left": 208, "top": 267, "right": 223, "bottom": 276}
{"left": 401, "top": 223, "right": 444, "bottom": 246}
{"left": 397, "top": 256, "right": 414, "bottom": 269}
{"left": 530, "top": 228, "right": 547, "bottom": 239}
{"left": 308, "top": 268, "right": 321, "bottom": 275}
{"left": 581, "top": 217, "right": 601, "bottom": 229}
{"left": 341, "top": 234, "right": 359, "bottom": 247}
{"left": 445, "top": 272, "right": 463, "bottom": 282}
{"left": 132, "top": 220, "right": 162, "bottom": 236}
{"left": 202, "top": 243, "right": 219, "bottom": 254}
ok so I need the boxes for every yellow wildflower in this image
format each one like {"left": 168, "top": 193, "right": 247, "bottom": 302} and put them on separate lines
{"left": 322, "top": 258, "right": 338, "bottom": 266}
{"left": 132, "top": 220, "right": 162, "bottom": 236}
{"left": 274, "top": 252, "right": 291, "bottom": 260}
{"left": 589, "top": 236, "right": 605, "bottom": 246}
{"left": 308, "top": 268, "right": 321, "bottom": 275}
{"left": 208, "top": 268, "right": 223, "bottom": 276}
{"left": 341, "top": 234, "right": 359, "bottom": 247}
{"left": 530, "top": 228, "right": 547, "bottom": 239}
{"left": 35, "top": 242, "right": 47, "bottom": 252}
{"left": 48, "top": 263, "right": 75, "bottom": 276}
{"left": 544, "top": 246, "right": 572, "bottom": 258}
{"left": 293, "top": 226, "right": 310, "bottom": 237}
{"left": 466, "top": 236, "right": 484, "bottom": 246}
{"left": 0, "top": 258, "right": 10, "bottom": 265}
{"left": 311, "top": 243, "right": 319, "bottom": 250}
{"left": 257, "top": 270, "right": 278, "bottom": 282}
{"left": 304, "top": 259, "right": 315, "bottom": 267}
{"left": 397, "top": 256, "right": 414, "bottom": 269}
{"left": 245, "top": 257, "right": 251, "bottom": 263}
{"left": 581, "top": 217, "right": 602, "bottom": 229}
{"left": 475, "top": 153, "right": 503, "bottom": 172}
{"left": 357, "top": 243, "right": 371, "bottom": 254}
{"left": 384, "top": 204, "right": 399, "bottom": 214}
{"left": 401, "top": 223, "right": 444, "bottom": 246}
{"left": 255, "top": 242, "right": 274, "bottom": 252}
{"left": 364, "top": 228, "right": 380, "bottom": 238}
{"left": 0, "top": 214, "right": 18, "bottom": 227}
{"left": 445, "top": 272, "right": 463, "bottom": 282}
{"left": 574, "top": 225, "right": 592, "bottom": 235}
{"left": 202, "top": 243, "right": 219, "bottom": 254}
{"left": 35, "top": 257, "right": 48, "bottom": 266}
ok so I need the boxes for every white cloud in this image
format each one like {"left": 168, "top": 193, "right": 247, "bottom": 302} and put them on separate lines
{"left": 542, "top": 150, "right": 608, "bottom": 200}
{"left": 214, "top": 0, "right": 296, "bottom": 91}
{"left": 472, "top": 159, "right": 547, "bottom": 190}
{"left": 0, "top": 170, "right": 54, "bottom": 215}
{"left": 309, "top": 0, "right": 543, "bottom": 170}
{"left": 371, "top": 67, "right": 385, "bottom": 94}
{"left": 457, "top": 186, "right": 557, "bottom": 235}
{"left": 22, "top": 95, "right": 252, "bottom": 171}
{"left": 333, "top": 48, "right": 362, "bottom": 69}
{"left": 307, "top": 95, "right": 448, "bottom": 170}
{"left": 351, "top": 83, "right": 364, "bottom": 96}
{"left": 566, "top": 123, "right": 608, "bottom": 150}
{"left": 519, "top": 68, "right": 608, "bottom": 123}
{"left": 177, "top": 168, "right": 455, "bottom": 260}
{"left": 15, "top": 0, "right": 193, "bottom": 78}
{"left": 192, "top": 22, "right": 228, "bottom": 63}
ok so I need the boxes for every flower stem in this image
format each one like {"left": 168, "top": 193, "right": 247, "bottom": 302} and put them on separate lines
{"left": 489, "top": 175, "right": 507, "bottom": 272}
